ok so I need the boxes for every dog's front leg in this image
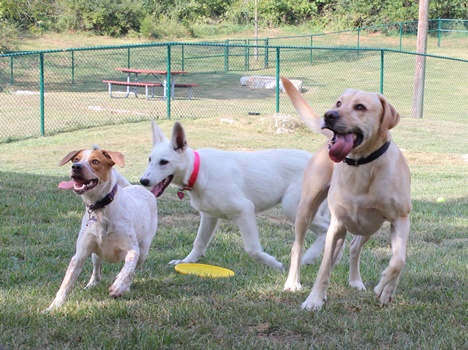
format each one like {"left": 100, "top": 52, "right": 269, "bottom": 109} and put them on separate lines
{"left": 44, "top": 252, "right": 89, "bottom": 312}
{"left": 234, "top": 209, "right": 284, "bottom": 271}
{"left": 374, "top": 216, "right": 410, "bottom": 305}
{"left": 302, "top": 219, "right": 346, "bottom": 310}
{"left": 285, "top": 144, "right": 332, "bottom": 291}
{"left": 109, "top": 248, "right": 140, "bottom": 298}
{"left": 169, "top": 214, "right": 219, "bottom": 265}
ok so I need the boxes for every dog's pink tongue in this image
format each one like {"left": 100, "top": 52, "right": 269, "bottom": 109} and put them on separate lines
{"left": 58, "top": 180, "right": 74, "bottom": 190}
{"left": 150, "top": 184, "right": 163, "bottom": 197}
{"left": 329, "top": 133, "right": 354, "bottom": 163}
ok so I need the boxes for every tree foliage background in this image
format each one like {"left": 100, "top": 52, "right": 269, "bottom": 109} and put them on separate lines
{"left": 0, "top": 0, "right": 467, "bottom": 51}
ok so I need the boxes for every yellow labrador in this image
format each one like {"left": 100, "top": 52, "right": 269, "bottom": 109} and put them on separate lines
{"left": 282, "top": 77, "right": 411, "bottom": 310}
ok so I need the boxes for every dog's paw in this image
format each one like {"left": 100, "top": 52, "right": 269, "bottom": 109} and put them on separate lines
{"left": 374, "top": 284, "right": 396, "bottom": 305}
{"left": 301, "top": 295, "right": 326, "bottom": 311}
{"left": 43, "top": 299, "right": 63, "bottom": 313}
{"left": 275, "top": 263, "right": 286, "bottom": 273}
{"left": 109, "top": 282, "right": 130, "bottom": 298}
{"left": 167, "top": 259, "right": 192, "bottom": 266}
{"left": 284, "top": 281, "right": 302, "bottom": 292}
{"left": 84, "top": 279, "right": 100, "bottom": 290}
{"left": 301, "top": 253, "right": 318, "bottom": 265}
{"left": 349, "top": 280, "right": 366, "bottom": 290}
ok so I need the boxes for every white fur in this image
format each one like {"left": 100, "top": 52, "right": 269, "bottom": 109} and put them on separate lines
{"left": 45, "top": 149, "right": 158, "bottom": 312}
{"left": 140, "top": 121, "right": 330, "bottom": 271}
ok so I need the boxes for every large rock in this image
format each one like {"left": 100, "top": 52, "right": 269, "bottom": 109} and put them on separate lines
{"left": 240, "top": 76, "right": 302, "bottom": 92}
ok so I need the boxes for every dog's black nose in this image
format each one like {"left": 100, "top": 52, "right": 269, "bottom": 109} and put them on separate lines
{"left": 324, "top": 110, "right": 339, "bottom": 125}
{"left": 140, "top": 178, "right": 150, "bottom": 186}
{"left": 72, "top": 163, "right": 82, "bottom": 171}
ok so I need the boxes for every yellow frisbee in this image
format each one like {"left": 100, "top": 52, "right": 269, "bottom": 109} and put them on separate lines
{"left": 175, "top": 263, "right": 235, "bottom": 278}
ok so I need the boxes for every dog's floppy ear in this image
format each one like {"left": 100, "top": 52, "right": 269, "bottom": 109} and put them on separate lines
{"left": 151, "top": 119, "right": 168, "bottom": 145}
{"left": 281, "top": 76, "right": 333, "bottom": 139}
{"left": 378, "top": 94, "right": 401, "bottom": 137}
{"left": 171, "top": 121, "right": 188, "bottom": 153}
{"left": 58, "top": 150, "right": 83, "bottom": 166}
{"left": 101, "top": 150, "right": 126, "bottom": 168}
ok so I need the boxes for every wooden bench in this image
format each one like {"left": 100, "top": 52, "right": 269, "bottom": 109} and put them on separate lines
{"left": 103, "top": 80, "right": 163, "bottom": 100}
{"left": 171, "top": 83, "right": 200, "bottom": 100}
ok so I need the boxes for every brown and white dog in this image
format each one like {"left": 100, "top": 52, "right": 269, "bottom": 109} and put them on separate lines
{"left": 282, "top": 77, "right": 411, "bottom": 310}
{"left": 45, "top": 146, "right": 158, "bottom": 311}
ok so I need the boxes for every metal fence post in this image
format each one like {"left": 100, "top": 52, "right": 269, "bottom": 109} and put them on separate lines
{"left": 310, "top": 35, "right": 313, "bottom": 64}
{"left": 399, "top": 23, "right": 403, "bottom": 50}
{"left": 275, "top": 47, "right": 280, "bottom": 113}
{"left": 245, "top": 44, "right": 249, "bottom": 71}
{"left": 71, "top": 51, "right": 75, "bottom": 85}
{"left": 127, "top": 47, "right": 131, "bottom": 68}
{"left": 264, "top": 38, "right": 269, "bottom": 69}
{"left": 166, "top": 44, "right": 171, "bottom": 119}
{"left": 380, "top": 50, "right": 384, "bottom": 94}
{"left": 181, "top": 44, "right": 185, "bottom": 71}
{"left": 9, "top": 56, "right": 14, "bottom": 84}
{"left": 39, "top": 52, "right": 45, "bottom": 135}
{"left": 437, "top": 18, "right": 442, "bottom": 48}
{"left": 357, "top": 28, "right": 361, "bottom": 50}
{"left": 224, "top": 40, "right": 229, "bottom": 71}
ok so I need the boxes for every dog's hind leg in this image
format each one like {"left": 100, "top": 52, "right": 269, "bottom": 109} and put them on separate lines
{"left": 349, "top": 235, "right": 371, "bottom": 290}
{"left": 234, "top": 206, "right": 284, "bottom": 271}
{"left": 169, "top": 214, "right": 219, "bottom": 265}
{"left": 374, "top": 216, "right": 409, "bottom": 305}
{"left": 85, "top": 253, "right": 103, "bottom": 289}
{"left": 302, "top": 200, "right": 331, "bottom": 265}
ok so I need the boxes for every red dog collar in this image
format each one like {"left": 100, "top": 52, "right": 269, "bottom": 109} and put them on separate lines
{"left": 178, "top": 150, "right": 200, "bottom": 199}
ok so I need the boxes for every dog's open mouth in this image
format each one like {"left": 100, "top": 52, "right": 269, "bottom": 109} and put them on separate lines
{"left": 150, "top": 175, "right": 174, "bottom": 197}
{"left": 327, "top": 131, "right": 363, "bottom": 163}
{"left": 58, "top": 177, "right": 99, "bottom": 194}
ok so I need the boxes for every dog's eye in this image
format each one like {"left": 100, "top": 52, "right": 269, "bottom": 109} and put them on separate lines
{"left": 160, "top": 160, "right": 169, "bottom": 165}
{"left": 73, "top": 157, "right": 79, "bottom": 163}
{"left": 336, "top": 101, "right": 341, "bottom": 107}
{"left": 355, "top": 104, "right": 366, "bottom": 111}
{"left": 91, "top": 159, "right": 100, "bottom": 165}
{"left": 148, "top": 157, "right": 151, "bottom": 163}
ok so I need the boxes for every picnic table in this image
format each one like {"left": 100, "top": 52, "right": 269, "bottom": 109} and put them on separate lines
{"left": 103, "top": 68, "right": 199, "bottom": 100}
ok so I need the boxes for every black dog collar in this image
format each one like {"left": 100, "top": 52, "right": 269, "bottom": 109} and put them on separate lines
{"left": 87, "top": 184, "right": 118, "bottom": 212}
{"left": 344, "top": 141, "right": 391, "bottom": 167}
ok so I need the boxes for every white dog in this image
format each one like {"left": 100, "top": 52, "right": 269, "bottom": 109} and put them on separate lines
{"left": 45, "top": 146, "right": 158, "bottom": 311}
{"left": 139, "top": 121, "right": 330, "bottom": 271}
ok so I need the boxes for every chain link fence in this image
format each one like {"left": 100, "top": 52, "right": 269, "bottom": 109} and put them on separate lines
{"left": 0, "top": 22, "right": 467, "bottom": 144}
{"left": 263, "top": 19, "right": 468, "bottom": 52}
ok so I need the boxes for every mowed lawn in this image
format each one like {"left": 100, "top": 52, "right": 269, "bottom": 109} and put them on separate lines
{"left": 0, "top": 115, "right": 467, "bottom": 349}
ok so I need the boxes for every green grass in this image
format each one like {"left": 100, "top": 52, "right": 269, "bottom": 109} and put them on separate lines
{"left": 0, "top": 117, "right": 467, "bottom": 349}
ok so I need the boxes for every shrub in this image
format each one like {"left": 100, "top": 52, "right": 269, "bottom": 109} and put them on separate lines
{"left": 0, "top": 20, "right": 20, "bottom": 53}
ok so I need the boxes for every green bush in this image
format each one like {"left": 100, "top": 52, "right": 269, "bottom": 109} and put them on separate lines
{"left": 0, "top": 20, "right": 19, "bottom": 53}
{"left": 139, "top": 15, "right": 191, "bottom": 40}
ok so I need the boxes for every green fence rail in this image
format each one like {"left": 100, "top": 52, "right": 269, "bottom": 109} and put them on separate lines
{"left": 262, "top": 19, "right": 468, "bottom": 51}
{"left": 0, "top": 25, "right": 467, "bottom": 143}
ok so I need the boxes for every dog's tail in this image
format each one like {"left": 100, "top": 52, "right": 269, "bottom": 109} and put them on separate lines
{"left": 281, "top": 77, "right": 332, "bottom": 139}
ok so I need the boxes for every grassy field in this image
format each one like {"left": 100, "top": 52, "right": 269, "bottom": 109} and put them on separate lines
{"left": 0, "top": 115, "right": 467, "bottom": 349}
